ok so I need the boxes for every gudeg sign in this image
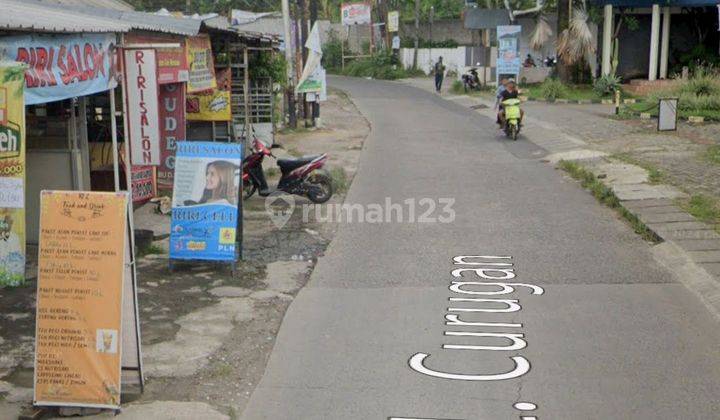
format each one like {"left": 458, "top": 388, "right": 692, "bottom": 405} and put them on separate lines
{"left": 0, "top": 34, "right": 117, "bottom": 105}
{"left": 123, "top": 49, "right": 160, "bottom": 166}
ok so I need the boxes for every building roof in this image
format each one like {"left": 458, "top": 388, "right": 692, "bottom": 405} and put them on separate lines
{"left": 0, "top": 0, "right": 133, "bottom": 33}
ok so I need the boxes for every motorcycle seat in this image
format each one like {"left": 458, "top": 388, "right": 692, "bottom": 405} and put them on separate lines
{"left": 277, "top": 155, "right": 321, "bottom": 171}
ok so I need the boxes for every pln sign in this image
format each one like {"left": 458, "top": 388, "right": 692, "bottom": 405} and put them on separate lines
{"left": 123, "top": 49, "right": 160, "bottom": 166}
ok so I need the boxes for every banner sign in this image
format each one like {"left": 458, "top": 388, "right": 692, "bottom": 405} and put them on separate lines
{"left": 123, "top": 49, "right": 161, "bottom": 166}
{"left": 496, "top": 25, "right": 522, "bottom": 79}
{"left": 0, "top": 34, "right": 117, "bottom": 105}
{"left": 130, "top": 166, "right": 155, "bottom": 203}
{"left": 34, "top": 191, "right": 128, "bottom": 409}
{"left": 388, "top": 11, "right": 399, "bottom": 32}
{"left": 158, "top": 83, "right": 186, "bottom": 191}
{"left": 297, "top": 23, "right": 324, "bottom": 95}
{"left": 170, "top": 142, "right": 242, "bottom": 261}
{"left": 341, "top": 2, "right": 372, "bottom": 26}
{"left": 185, "top": 35, "right": 217, "bottom": 93}
{"left": 123, "top": 34, "right": 188, "bottom": 84}
{"left": 0, "top": 65, "right": 26, "bottom": 287}
{"left": 187, "top": 68, "right": 231, "bottom": 121}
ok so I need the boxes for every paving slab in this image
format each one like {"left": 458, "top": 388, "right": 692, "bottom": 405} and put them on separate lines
{"left": 612, "top": 184, "right": 686, "bottom": 201}
{"left": 648, "top": 221, "right": 715, "bottom": 232}
{"left": 620, "top": 198, "right": 675, "bottom": 209}
{"left": 660, "top": 229, "right": 720, "bottom": 241}
{"left": 674, "top": 239, "right": 720, "bottom": 251}
{"left": 640, "top": 212, "right": 697, "bottom": 224}
{"left": 592, "top": 162, "right": 649, "bottom": 185}
{"left": 687, "top": 251, "right": 720, "bottom": 264}
{"left": 632, "top": 205, "right": 686, "bottom": 215}
{"left": 699, "top": 263, "right": 720, "bottom": 277}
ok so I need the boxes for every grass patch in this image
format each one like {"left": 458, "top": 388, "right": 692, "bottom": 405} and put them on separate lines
{"left": 137, "top": 243, "right": 166, "bottom": 257}
{"left": 558, "top": 160, "right": 661, "bottom": 242}
{"left": 680, "top": 194, "right": 720, "bottom": 228}
{"left": 329, "top": 166, "right": 349, "bottom": 194}
{"left": 521, "top": 81, "right": 607, "bottom": 101}
{"left": 265, "top": 167, "right": 279, "bottom": 178}
{"left": 285, "top": 147, "right": 302, "bottom": 157}
{"left": 209, "top": 362, "right": 234, "bottom": 378}
{"left": 611, "top": 153, "right": 665, "bottom": 185}
{"left": 705, "top": 145, "right": 720, "bottom": 165}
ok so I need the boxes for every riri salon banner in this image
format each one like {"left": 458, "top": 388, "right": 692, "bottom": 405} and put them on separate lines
{"left": 0, "top": 64, "right": 26, "bottom": 287}
{"left": 34, "top": 191, "right": 128, "bottom": 409}
{"left": 185, "top": 35, "right": 217, "bottom": 93}
{"left": 170, "top": 142, "right": 242, "bottom": 261}
{"left": 123, "top": 49, "right": 161, "bottom": 166}
{"left": 0, "top": 34, "right": 117, "bottom": 105}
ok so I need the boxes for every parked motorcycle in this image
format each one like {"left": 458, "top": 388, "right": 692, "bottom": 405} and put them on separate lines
{"left": 461, "top": 68, "right": 481, "bottom": 92}
{"left": 242, "top": 139, "right": 333, "bottom": 203}
{"left": 501, "top": 98, "right": 522, "bottom": 141}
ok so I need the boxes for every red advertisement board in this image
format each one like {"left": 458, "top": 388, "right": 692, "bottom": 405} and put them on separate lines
{"left": 130, "top": 165, "right": 155, "bottom": 203}
{"left": 123, "top": 33, "right": 188, "bottom": 84}
{"left": 157, "top": 83, "right": 186, "bottom": 192}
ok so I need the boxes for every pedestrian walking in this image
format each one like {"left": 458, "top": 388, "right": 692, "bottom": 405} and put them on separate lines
{"left": 434, "top": 57, "right": 445, "bottom": 93}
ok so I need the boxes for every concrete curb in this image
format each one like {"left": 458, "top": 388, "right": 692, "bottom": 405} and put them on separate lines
{"left": 525, "top": 97, "right": 604, "bottom": 105}
{"left": 559, "top": 157, "right": 720, "bottom": 318}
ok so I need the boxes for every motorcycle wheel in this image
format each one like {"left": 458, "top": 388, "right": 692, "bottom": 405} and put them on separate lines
{"left": 512, "top": 125, "right": 518, "bottom": 141}
{"left": 243, "top": 183, "right": 257, "bottom": 201}
{"left": 306, "top": 171, "right": 333, "bottom": 204}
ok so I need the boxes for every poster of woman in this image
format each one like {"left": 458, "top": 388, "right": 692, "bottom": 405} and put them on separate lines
{"left": 170, "top": 142, "right": 243, "bottom": 261}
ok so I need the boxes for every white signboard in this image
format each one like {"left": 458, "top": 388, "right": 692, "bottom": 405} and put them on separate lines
{"left": 658, "top": 98, "right": 678, "bottom": 131}
{"left": 388, "top": 11, "right": 399, "bottom": 32}
{"left": 124, "top": 49, "right": 161, "bottom": 166}
{"left": 341, "top": 3, "right": 372, "bottom": 26}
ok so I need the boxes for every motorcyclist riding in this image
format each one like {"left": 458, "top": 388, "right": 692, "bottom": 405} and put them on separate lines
{"left": 496, "top": 79, "right": 523, "bottom": 128}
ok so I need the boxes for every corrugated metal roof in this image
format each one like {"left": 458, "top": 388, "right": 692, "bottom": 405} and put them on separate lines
{"left": 0, "top": 0, "right": 132, "bottom": 33}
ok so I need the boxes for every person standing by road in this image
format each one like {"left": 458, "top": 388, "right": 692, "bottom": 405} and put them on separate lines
{"left": 434, "top": 57, "right": 446, "bottom": 93}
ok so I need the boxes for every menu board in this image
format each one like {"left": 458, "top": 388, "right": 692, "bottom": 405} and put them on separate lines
{"left": 34, "top": 191, "right": 128, "bottom": 409}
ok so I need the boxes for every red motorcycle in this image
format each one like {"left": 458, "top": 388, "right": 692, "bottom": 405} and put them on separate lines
{"left": 242, "top": 138, "right": 333, "bottom": 204}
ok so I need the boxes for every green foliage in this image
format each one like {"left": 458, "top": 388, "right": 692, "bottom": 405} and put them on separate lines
{"left": 538, "top": 78, "right": 569, "bottom": 100}
{"left": 451, "top": 79, "right": 464, "bottom": 94}
{"left": 682, "top": 194, "right": 720, "bottom": 227}
{"left": 342, "top": 52, "right": 409, "bottom": 80}
{"left": 249, "top": 52, "right": 286, "bottom": 86}
{"left": 322, "top": 30, "right": 344, "bottom": 71}
{"left": 706, "top": 145, "right": 720, "bottom": 165}
{"left": 593, "top": 74, "right": 621, "bottom": 97}
{"left": 646, "top": 68, "right": 720, "bottom": 115}
{"left": 674, "top": 45, "right": 720, "bottom": 75}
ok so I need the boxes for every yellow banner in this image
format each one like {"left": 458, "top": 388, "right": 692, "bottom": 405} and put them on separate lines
{"left": 185, "top": 35, "right": 217, "bottom": 93}
{"left": 0, "top": 64, "right": 26, "bottom": 287}
{"left": 186, "top": 67, "right": 231, "bottom": 121}
{"left": 34, "top": 191, "right": 128, "bottom": 408}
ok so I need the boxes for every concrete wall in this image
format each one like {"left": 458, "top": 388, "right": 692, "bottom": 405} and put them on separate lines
{"left": 400, "top": 18, "right": 474, "bottom": 45}
{"left": 400, "top": 47, "right": 466, "bottom": 75}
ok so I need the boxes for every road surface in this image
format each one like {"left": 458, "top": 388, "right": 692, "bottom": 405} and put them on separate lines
{"left": 242, "top": 77, "right": 720, "bottom": 419}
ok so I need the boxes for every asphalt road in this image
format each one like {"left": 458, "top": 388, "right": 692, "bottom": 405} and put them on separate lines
{"left": 242, "top": 77, "right": 720, "bottom": 419}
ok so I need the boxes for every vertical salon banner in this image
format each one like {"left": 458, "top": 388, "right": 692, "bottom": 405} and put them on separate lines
{"left": 170, "top": 142, "right": 242, "bottom": 261}
{"left": 496, "top": 25, "right": 522, "bottom": 82}
{"left": 34, "top": 191, "right": 128, "bottom": 409}
{"left": 123, "top": 33, "right": 188, "bottom": 84}
{"left": 123, "top": 49, "right": 160, "bottom": 166}
{"left": 158, "top": 83, "right": 186, "bottom": 191}
{"left": 185, "top": 35, "right": 217, "bottom": 93}
{"left": 0, "top": 34, "right": 117, "bottom": 105}
{"left": 0, "top": 64, "right": 26, "bottom": 287}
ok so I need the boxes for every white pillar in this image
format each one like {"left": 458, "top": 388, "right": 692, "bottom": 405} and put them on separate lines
{"left": 648, "top": 4, "right": 661, "bottom": 81}
{"left": 602, "top": 4, "right": 614, "bottom": 76}
{"left": 659, "top": 7, "right": 671, "bottom": 79}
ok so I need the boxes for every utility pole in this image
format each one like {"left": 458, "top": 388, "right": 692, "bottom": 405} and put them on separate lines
{"left": 281, "top": 0, "right": 297, "bottom": 128}
{"left": 298, "top": 0, "right": 309, "bottom": 124}
{"left": 556, "top": 0, "right": 571, "bottom": 82}
{"left": 413, "top": 0, "right": 419, "bottom": 69}
{"left": 310, "top": 0, "right": 320, "bottom": 126}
